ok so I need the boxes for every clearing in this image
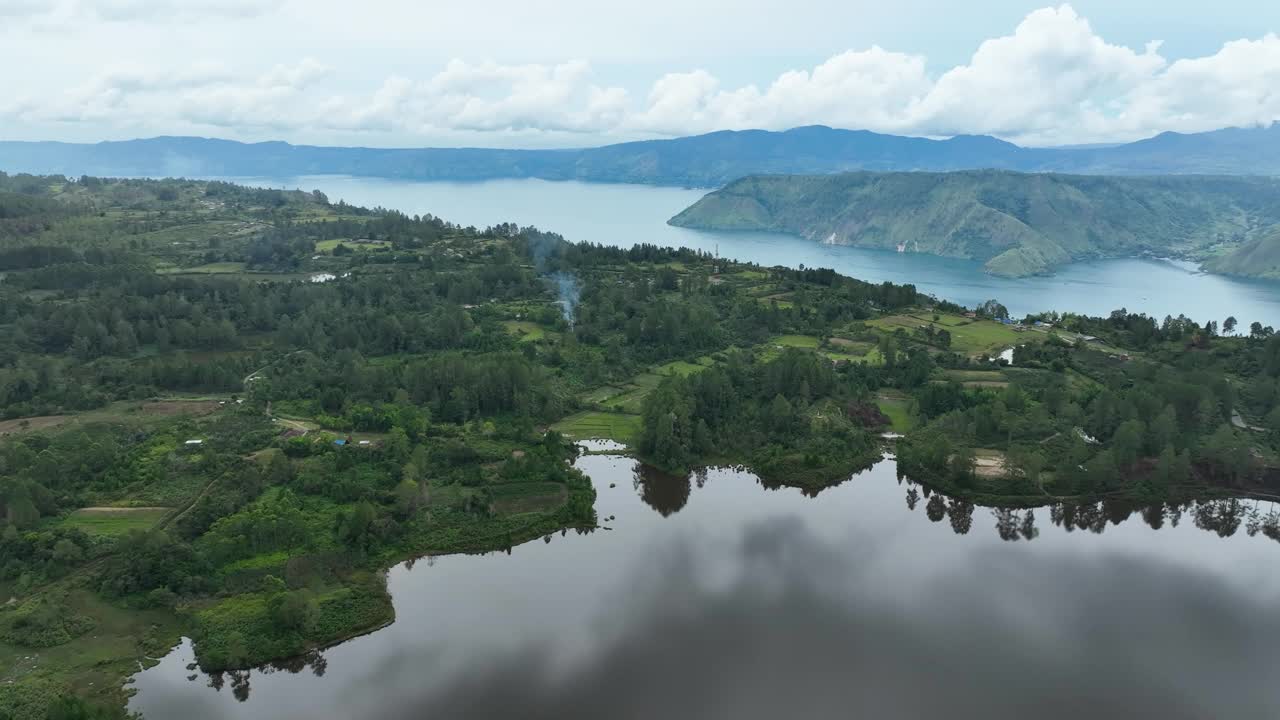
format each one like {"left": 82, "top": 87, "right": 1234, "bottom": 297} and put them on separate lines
{"left": 59, "top": 507, "right": 171, "bottom": 536}
{"left": 552, "top": 411, "right": 641, "bottom": 445}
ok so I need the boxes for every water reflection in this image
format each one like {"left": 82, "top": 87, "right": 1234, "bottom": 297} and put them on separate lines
{"left": 898, "top": 479, "right": 1280, "bottom": 544}
{"left": 633, "top": 464, "right": 693, "bottom": 516}
{"left": 130, "top": 456, "right": 1280, "bottom": 720}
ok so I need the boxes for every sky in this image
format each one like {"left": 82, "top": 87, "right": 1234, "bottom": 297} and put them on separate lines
{"left": 2, "top": 0, "right": 1279, "bottom": 148}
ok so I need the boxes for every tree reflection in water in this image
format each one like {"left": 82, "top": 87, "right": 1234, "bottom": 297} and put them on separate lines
{"left": 633, "top": 464, "right": 692, "bottom": 516}
{"left": 200, "top": 649, "right": 330, "bottom": 703}
{"left": 899, "top": 479, "right": 1280, "bottom": 543}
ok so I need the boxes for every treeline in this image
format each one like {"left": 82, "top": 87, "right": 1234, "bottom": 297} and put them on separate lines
{"left": 638, "top": 349, "right": 898, "bottom": 484}
{"left": 899, "top": 331, "right": 1280, "bottom": 502}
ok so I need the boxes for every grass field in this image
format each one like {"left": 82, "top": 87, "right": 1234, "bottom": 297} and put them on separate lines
{"left": 774, "top": 334, "right": 822, "bottom": 348}
{"left": 941, "top": 369, "right": 1010, "bottom": 388}
{"left": 828, "top": 337, "right": 874, "bottom": 353}
{"left": 315, "top": 239, "right": 392, "bottom": 253}
{"left": 0, "top": 399, "right": 222, "bottom": 438}
{"left": 158, "top": 262, "right": 247, "bottom": 275}
{"left": 552, "top": 411, "right": 642, "bottom": 445}
{"left": 876, "top": 392, "right": 915, "bottom": 432}
{"left": 581, "top": 385, "right": 628, "bottom": 404}
{"left": 59, "top": 507, "right": 170, "bottom": 536}
{"left": 868, "top": 312, "right": 1023, "bottom": 356}
{"left": 654, "top": 360, "right": 707, "bottom": 377}
{"left": 0, "top": 590, "right": 183, "bottom": 713}
{"left": 502, "top": 320, "right": 549, "bottom": 342}
{"left": 489, "top": 482, "right": 568, "bottom": 515}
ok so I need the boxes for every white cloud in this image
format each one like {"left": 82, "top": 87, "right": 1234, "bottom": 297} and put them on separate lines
{"left": 3, "top": 4, "right": 1280, "bottom": 146}
{"left": 1113, "top": 34, "right": 1280, "bottom": 137}
{"left": 904, "top": 5, "right": 1168, "bottom": 141}
{"left": 2, "top": 0, "right": 284, "bottom": 22}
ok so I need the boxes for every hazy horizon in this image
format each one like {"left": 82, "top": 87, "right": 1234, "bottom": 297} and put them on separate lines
{"left": 3, "top": 2, "right": 1280, "bottom": 149}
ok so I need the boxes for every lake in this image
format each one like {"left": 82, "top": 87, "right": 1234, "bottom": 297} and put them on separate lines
{"left": 130, "top": 449, "right": 1280, "bottom": 718}
{"left": 122, "top": 175, "right": 1280, "bottom": 718}
{"left": 229, "top": 175, "right": 1280, "bottom": 325}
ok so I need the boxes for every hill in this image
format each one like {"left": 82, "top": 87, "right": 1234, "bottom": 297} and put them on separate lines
{"left": 1203, "top": 227, "right": 1280, "bottom": 280}
{"left": 668, "top": 171, "right": 1280, "bottom": 277}
{"left": 4, "top": 124, "right": 1280, "bottom": 187}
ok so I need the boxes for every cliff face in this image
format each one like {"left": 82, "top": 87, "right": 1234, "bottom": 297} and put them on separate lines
{"left": 669, "top": 171, "right": 1280, "bottom": 277}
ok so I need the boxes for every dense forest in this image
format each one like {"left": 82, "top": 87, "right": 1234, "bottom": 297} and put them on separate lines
{"left": 1, "top": 172, "right": 1278, "bottom": 719}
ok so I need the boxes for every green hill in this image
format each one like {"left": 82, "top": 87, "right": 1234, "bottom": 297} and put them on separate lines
{"left": 1203, "top": 227, "right": 1280, "bottom": 279}
{"left": 668, "top": 171, "right": 1280, "bottom": 277}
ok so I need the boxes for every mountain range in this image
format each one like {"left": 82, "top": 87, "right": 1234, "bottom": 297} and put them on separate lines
{"left": 3, "top": 124, "right": 1280, "bottom": 187}
{"left": 668, "top": 170, "right": 1280, "bottom": 278}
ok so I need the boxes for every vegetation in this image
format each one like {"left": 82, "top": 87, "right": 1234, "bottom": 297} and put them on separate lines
{"left": 1203, "top": 226, "right": 1280, "bottom": 279}
{"left": 669, "top": 170, "right": 1280, "bottom": 277}
{"left": 2, "top": 170, "right": 1278, "bottom": 718}
{"left": 897, "top": 308, "right": 1280, "bottom": 508}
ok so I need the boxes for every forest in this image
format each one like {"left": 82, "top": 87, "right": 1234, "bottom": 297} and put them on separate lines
{"left": 1, "top": 172, "right": 1278, "bottom": 719}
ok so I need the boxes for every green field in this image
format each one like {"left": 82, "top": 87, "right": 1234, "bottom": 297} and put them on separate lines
{"left": 552, "top": 411, "right": 642, "bottom": 445}
{"left": 868, "top": 313, "right": 1022, "bottom": 355}
{"left": 489, "top": 482, "right": 568, "bottom": 514}
{"left": 774, "top": 334, "right": 822, "bottom": 348}
{"left": 875, "top": 392, "right": 915, "bottom": 431}
{"left": 315, "top": 238, "right": 392, "bottom": 252}
{"left": 158, "top": 262, "right": 247, "bottom": 275}
{"left": 581, "top": 385, "right": 628, "bottom": 404}
{"left": 0, "top": 590, "right": 183, "bottom": 713}
{"left": 59, "top": 507, "right": 170, "bottom": 537}
{"left": 502, "top": 320, "right": 549, "bottom": 342}
{"left": 654, "top": 360, "right": 707, "bottom": 377}
{"left": 942, "top": 369, "right": 1009, "bottom": 387}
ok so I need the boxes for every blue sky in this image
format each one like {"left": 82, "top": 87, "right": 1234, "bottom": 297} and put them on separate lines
{"left": 2, "top": 1, "right": 1278, "bottom": 147}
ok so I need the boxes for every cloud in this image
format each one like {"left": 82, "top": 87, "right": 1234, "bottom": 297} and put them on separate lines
{"left": 4, "top": 3, "right": 1280, "bottom": 146}
{"left": 1, "top": 0, "right": 285, "bottom": 22}
{"left": 904, "top": 5, "right": 1168, "bottom": 140}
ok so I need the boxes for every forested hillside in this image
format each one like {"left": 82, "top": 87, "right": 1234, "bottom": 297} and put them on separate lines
{"left": 669, "top": 170, "right": 1280, "bottom": 276}
{"left": 2, "top": 171, "right": 1279, "bottom": 718}
{"left": 1203, "top": 227, "right": 1280, "bottom": 279}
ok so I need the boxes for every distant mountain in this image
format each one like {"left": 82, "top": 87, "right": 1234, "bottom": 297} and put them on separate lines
{"left": 3, "top": 124, "right": 1280, "bottom": 187}
{"left": 668, "top": 171, "right": 1280, "bottom": 277}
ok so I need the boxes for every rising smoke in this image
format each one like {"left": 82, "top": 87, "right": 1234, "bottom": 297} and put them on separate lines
{"left": 552, "top": 271, "right": 581, "bottom": 328}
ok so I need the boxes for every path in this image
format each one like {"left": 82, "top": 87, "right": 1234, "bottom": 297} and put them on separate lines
{"left": 1231, "top": 410, "right": 1266, "bottom": 433}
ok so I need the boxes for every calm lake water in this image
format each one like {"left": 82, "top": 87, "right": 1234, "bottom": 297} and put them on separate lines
{"left": 230, "top": 175, "right": 1280, "bottom": 325}
{"left": 131, "top": 451, "right": 1280, "bottom": 719}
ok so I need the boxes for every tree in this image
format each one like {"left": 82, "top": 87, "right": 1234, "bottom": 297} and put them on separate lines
{"left": 949, "top": 446, "right": 976, "bottom": 486}
{"left": 1223, "top": 316, "right": 1237, "bottom": 335}
{"left": 270, "top": 589, "right": 319, "bottom": 634}
{"left": 1111, "top": 419, "right": 1145, "bottom": 469}
{"left": 977, "top": 300, "right": 1009, "bottom": 320}
{"left": 394, "top": 477, "right": 420, "bottom": 517}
